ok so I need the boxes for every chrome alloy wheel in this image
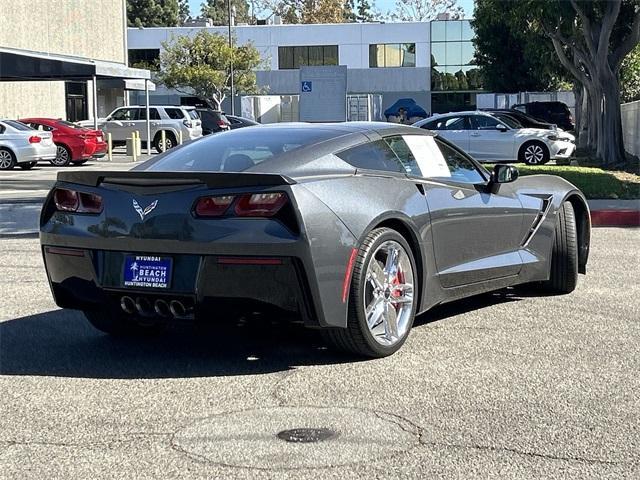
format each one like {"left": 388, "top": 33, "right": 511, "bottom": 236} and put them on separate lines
{"left": 52, "top": 145, "right": 70, "bottom": 166}
{"left": 159, "top": 136, "right": 173, "bottom": 152}
{"left": 524, "top": 144, "right": 545, "bottom": 164}
{"left": 364, "top": 240, "right": 415, "bottom": 346}
{"left": 0, "top": 150, "right": 13, "bottom": 169}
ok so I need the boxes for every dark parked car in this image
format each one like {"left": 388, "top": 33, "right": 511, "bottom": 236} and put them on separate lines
{"left": 226, "top": 115, "right": 260, "bottom": 129}
{"left": 195, "top": 108, "right": 230, "bottom": 135}
{"left": 40, "top": 123, "right": 590, "bottom": 358}
{"left": 480, "top": 109, "right": 555, "bottom": 130}
{"left": 511, "top": 102, "right": 574, "bottom": 131}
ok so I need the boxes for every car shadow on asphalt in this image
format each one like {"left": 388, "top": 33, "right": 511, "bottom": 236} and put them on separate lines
{"left": 0, "top": 289, "right": 524, "bottom": 379}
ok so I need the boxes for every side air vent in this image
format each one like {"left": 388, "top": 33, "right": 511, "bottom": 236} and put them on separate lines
{"left": 521, "top": 196, "right": 552, "bottom": 247}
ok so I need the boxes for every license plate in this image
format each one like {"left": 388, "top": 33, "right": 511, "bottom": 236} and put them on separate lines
{"left": 97, "top": 136, "right": 103, "bottom": 142}
{"left": 123, "top": 255, "right": 172, "bottom": 289}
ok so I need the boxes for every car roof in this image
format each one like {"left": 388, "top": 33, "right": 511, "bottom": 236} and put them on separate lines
{"left": 422, "top": 111, "right": 495, "bottom": 121}
{"left": 236, "top": 121, "right": 434, "bottom": 136}
{"left": 19, "top": 117, "right": 60, "bottom": 123}
{"left": 125, "top": 105, "right": 196, "bottom": 109}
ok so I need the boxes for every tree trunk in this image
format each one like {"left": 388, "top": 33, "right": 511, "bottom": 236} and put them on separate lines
{"left": 573, "top": 82, "right": 587, "bottom": 149}
{"left": 598, "top": 74, "right": 626, "bottom": 167}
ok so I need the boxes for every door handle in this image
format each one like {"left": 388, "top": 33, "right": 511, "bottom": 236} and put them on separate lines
{"left": 470, "top": 133, "right": 481, "bottom": 137}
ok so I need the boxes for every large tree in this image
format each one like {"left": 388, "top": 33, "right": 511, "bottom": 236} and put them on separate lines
{"left": 474, "top": 0, "right": 640, "bottom": 167}
{"left": 536, "top": 0, "right": 640, "bottom": 166}
{"left": 157, "top": 31, "right": 263, "bottom": 109}
{"left": 201, "top": 0, "right": 251, "bottom": 25}
{"left": 621, "top": 43, "right": 640, "bottom": 102}
{"left": 178, "top": 0, "right": 191, "bottom": 23}
{"left": 472, "top": 0, "right": 568, "bottom": 93}
{"left": 127, "top": 0, "right": 180, "bottom": 27}
{"left": 259, "top": 0, "right": 348, "bottom": 23}
{"left": 387, "top": 0, "right": 462, "bottom": 22}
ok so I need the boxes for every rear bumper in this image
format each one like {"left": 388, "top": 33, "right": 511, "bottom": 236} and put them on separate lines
{"left": 15, "top": 143, "right": 57, "bottom": 163}
{"left": 42, "top": 247, "right": 317, "bottom": 325}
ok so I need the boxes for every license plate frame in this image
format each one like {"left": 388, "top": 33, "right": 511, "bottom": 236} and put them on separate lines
{"left": 123, "top": 255, "right": 173, "bottom": 289}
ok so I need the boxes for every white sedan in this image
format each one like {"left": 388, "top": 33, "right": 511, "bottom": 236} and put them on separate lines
{"left": 414, "top": 111, "right": 575, "bottom": 165}
{"left": 0, "top": 119, "right": 57, "bottom": 170}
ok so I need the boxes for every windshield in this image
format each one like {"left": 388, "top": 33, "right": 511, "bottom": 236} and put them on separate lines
{"left": 143, "top": 127, "right": 340, "bottom": 172}
{"left": 495, "top": 114, "right": 522, "bottom": 129}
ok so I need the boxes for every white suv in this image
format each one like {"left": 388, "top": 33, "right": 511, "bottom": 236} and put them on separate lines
{"left": 91, "top": 105, "right": 202, "bottom": 152}
{"left": 415, "top": 111, "right": 576, "bottom": 165}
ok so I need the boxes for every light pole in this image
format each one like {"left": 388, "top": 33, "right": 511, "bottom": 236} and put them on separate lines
{"left": 227, "top": 0, "right": 235, "bottom": 115}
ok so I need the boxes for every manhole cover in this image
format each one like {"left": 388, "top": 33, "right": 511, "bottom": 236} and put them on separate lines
{"left": 172, "top": 406, "right": 419, "bottom": 469}
{"left": 276, "top": 427, "right": 337, "bottom": 443}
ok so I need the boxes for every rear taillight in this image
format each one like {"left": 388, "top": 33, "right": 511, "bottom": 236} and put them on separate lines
{"left": 217, "top": 120, "right": 229, "bottom": 128}
{"left": 28, "top": 136, "right": 41, "bottom": 143}
{"left": 235, "top": 193, "right": 287, "bottom": 217}
{"left": 193, "top": 192, "right": 288, "bottom": 218}
{"left": 194, "top": 195, "right": 234, "bottom": 217}
{"left": 53, "top": 188, "right": 103, "bottom": 214}
{"left": 183, "top": 119, "right": 193, "bottom": 128}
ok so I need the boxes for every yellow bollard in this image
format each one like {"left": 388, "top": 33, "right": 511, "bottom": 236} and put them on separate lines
{"left": 134, "top": 131, "right": 141, "bottom": 157}
{"left": 161, "top": 130, "right": 166, "bottom": 152}
{"left": 131, "top": 133, "right": 138, "bottom": 162}
{"left": 107, "top": 132, "right": 112, "bottom": 162}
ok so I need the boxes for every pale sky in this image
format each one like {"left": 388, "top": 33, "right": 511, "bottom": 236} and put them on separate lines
{"left": 186, "top": 0, "right": 475, "bottom": 21}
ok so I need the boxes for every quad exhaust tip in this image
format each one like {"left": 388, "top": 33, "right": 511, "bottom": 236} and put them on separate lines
{"left": 120, "top": 296, "right": 136, "bottom": 314}
{"left": 169, "top": 300, "right": 187, "bottom": 318}
{"left": 135, "top": 297, "right": 152, "bottom": 316}
{"left": 120, "top": 296, "right": 188, "bottom": 318}
{"left": 154, "top": 299, "right": 171, "bottom": 317}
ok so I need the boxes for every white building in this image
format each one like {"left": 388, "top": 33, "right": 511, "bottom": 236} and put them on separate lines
{"left": 127, "top": 20, "right": 482, "bottom": 118}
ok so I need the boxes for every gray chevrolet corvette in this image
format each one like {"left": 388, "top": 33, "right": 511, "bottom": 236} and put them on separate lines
{"left": 40, "top": 122, "right": 590, "bottom": 357}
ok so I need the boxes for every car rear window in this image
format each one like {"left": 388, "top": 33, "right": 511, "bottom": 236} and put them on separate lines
{"left": 187, "top": 110, "right": 199, "bottom": 120}
{"left": 165, "top": 108, "right": 185, "bottom": 119}
{"left": 57, "top": 120, "right": 85, "bottom": 130}
{"left": 143, "top": 127, "right": 340, "bottom": 172}
{"left": 4, "top": 120, "right": 33, "bottom": 131}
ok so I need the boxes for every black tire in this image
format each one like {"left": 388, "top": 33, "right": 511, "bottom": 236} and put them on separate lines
{"left": 71, "top": 159, "right": 89, "bottom": 165}
{"left": 543, "top": 201, "right": 578, "bottom": 294}
{"left": 153, "top": 131, "right": 176, "bottom": 153}
{"left": 19, "top": 161, "right": 37, "bottom": 170}
{"left": 323, "top": 227, "right": 418, "bottom": 358}
{"left": 84, "top": 309, "right": 163, "bottom": 336}
{"left": 519, "top": 141, "right": 550, "bottom": 165}
{"left": 51, "top": 144, "right": 72, "bottom": 166}
{"left": 0, "top": 148, "right": 16, "bottom": 170}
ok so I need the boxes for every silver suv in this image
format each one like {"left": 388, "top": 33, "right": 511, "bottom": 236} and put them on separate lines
{"left": 98, "top": 105, "right": 202, "bottom": 152}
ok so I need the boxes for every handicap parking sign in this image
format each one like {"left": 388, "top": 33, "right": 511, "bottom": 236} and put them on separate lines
{"left": 301, "top": 81, "right": 312, "bottom": 93}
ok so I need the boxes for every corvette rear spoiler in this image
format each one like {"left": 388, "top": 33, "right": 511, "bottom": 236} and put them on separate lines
{"left": 56, "top": 171, "right": 296, "bottom": 189}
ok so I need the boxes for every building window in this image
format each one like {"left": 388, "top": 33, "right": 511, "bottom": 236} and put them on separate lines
{"left": 430, "top": 20, "right": 482, "bottom": 93}
{"left": 369, "top": 44, "right": 416, "bottom": 68}
{"left": 128, "top": 49, "right": 160, "bottom": 70}
{"left": 278, "top": 46, "right": 338, "bottom": 69}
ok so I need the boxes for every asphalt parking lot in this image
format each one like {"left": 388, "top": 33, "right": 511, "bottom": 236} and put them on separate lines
{"left": 0, "top": 227, "right": 638, "bottom": 479}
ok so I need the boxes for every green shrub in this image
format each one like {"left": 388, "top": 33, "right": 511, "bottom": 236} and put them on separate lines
{"left": 514, "top": 164, "right": 640, "bottom": 199}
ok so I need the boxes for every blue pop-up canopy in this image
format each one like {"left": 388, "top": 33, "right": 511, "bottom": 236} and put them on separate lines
{"left": 384, "top": 98, "right": 428, "bottom": 119}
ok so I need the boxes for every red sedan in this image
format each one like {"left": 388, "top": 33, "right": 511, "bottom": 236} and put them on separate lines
{"left": 19, "top": 118, "right": 107, "bottom": 166}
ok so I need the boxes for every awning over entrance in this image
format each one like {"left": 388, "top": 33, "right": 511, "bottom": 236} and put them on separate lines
{"left": 0, "top": 46, "right": 155, "bottom": 154}
{"left": 0, "top": 46, "right": 150, "bottom": 82}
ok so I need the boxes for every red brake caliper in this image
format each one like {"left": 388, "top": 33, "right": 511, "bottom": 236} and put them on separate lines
{"left": 390, "top": 269, "right": 405, "bottom": 310}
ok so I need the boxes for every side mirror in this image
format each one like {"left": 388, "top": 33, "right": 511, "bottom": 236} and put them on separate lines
{"left": 491, "top": 164, "right": 519, "bottom": 184}
{"left": 496, "top": 124, "right": 508, "bottom": 132}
